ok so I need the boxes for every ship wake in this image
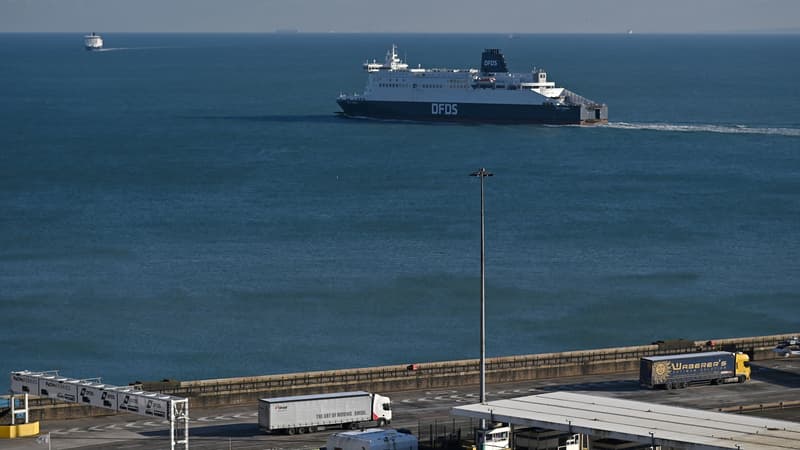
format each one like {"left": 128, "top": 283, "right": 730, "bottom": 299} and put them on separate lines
{"left": 606, "top": 122, "right": 800, "bottom": 137}
{"left": 96, "top": 47, "right": 173, "bottom": 52}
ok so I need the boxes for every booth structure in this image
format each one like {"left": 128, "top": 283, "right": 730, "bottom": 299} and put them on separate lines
{"left": 8, "top": 370, "right": 189, "bottom": 450}
{"left": 452, "top": 391, "right": 800, "bottom": 450}
{"left": 1, "top": 393, "right": 40, "bottom": 439}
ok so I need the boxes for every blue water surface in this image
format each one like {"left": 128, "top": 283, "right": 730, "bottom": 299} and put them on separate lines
{"left": 0, "top": 33, "right": 798, "bottom": 391}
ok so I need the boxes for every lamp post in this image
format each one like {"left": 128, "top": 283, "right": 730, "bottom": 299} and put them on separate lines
{"left": 470, "top": 167, "right": 493, "bottom": 434}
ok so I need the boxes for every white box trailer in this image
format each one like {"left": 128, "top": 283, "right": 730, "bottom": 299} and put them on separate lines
{"left": 10, "top": 371, "right": 41, "bottom": 395}
{"left": 78, "top": 383, "right": 120, "bottom": 411}
{"left": 39, "top": 376, "right": 80, "bottom": 402}
{"left": 326, "top": 429, "right": 417, "bottom": 450}
{"left": 259, "top": 391, "right": 392, "bottom": 434}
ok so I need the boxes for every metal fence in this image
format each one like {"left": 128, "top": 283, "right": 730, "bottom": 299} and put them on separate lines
{"left": 417, "top": 417, "right": 478, "bottom": 450}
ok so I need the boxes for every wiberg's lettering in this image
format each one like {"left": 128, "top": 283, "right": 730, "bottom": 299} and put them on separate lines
{"left": 431, "top": 103, "right": 458, "bottom": 115}
{"left": 671, "top": 359, "right": 727, "bottom": 371}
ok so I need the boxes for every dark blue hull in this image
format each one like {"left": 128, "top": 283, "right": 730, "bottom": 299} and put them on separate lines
{"left": 336, "top": 99, "right": 607, "bottom": 125}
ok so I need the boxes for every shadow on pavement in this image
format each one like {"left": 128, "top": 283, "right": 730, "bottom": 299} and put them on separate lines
{"left": 141, "top": 423, "right": 261, "bottom": 438}
{"left": 541, "top": 379, "right": 642, "bottom": 393}
{"left": 750, "top": 362, "right": 800, "bottom": 388}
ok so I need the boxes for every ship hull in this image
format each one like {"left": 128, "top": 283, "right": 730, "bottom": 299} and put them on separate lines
{"left": 337, "top": 99, "right": 607, "bottom": 125}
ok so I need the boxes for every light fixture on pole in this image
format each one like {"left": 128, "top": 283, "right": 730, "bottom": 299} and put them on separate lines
{"left": 470, "top": 167, "right": 493, "bottom": 435}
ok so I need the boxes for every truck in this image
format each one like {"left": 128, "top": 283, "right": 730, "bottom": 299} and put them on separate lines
{"left": 326, "top": 429, "right": 417, "bottom": 450}
{"left": 258, "top": 391, "right": 391, "bottom": 434}
{"left": 639, "top": 351, "right": 751, "bottom": 389}
{"left": 774, "top": 337, "right": 800, "bottom": 357}
{"left": 475, "top": 425, "right": 511, "bottom": 450}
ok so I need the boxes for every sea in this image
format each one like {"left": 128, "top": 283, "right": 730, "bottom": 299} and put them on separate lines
{"left": 1, "top": 33, "right": 799, "bottom": 393}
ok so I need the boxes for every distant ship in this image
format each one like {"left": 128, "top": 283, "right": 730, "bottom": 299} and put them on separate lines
{"left": 337, "top": 45, "right": 607, "bottom": 125}
{"left": 84, "top": 32, "right": 103, "bottom": 51}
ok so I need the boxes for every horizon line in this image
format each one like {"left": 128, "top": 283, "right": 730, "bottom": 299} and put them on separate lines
{"left": 3, "top": 30, "right": 800, "bottom": 35}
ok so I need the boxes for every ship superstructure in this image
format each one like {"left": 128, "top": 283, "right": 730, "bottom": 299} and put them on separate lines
{"left": 337, "top": 45, "right": 607, "bottom": 124}
{"left": 84, "top": 33, "right": 103, "bottom": 51}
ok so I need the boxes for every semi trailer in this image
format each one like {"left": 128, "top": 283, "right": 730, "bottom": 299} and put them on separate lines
{"left": 259, "top": 391, "right": 391, "bottom": 434}
{"left": 639, "top": 351, "right": 751, "bottom": 389}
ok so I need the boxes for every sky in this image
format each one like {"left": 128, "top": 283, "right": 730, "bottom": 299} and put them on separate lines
{"left": 1, "top": 0, "right": 799, "bottom": 34}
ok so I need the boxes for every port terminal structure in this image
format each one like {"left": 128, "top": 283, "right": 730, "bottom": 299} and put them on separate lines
{"left": 0, "top": 393, "right": 38, "bottom": 439}
{"left": 7, "top": 371, "right": 189, "bottom": 450}
{"left": 452, "top": 391, "right": 800, "bottom": 450}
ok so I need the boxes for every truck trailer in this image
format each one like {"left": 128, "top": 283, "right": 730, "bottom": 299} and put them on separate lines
{"left": 639, "top": 351, "right": 751, "bottom": 389}
{"left": 258, "top": 391, "right": 391, "bottom": 434}
{"left": 326, "top": 428, "right": 417, "bottom": 450}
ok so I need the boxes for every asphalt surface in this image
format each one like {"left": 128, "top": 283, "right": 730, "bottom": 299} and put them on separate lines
{"left": 4, "top": 358, "right": 800, "bottom": 450}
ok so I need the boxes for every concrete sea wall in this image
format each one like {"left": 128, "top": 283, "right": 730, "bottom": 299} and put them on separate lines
{"left": 9, "top": 333, "right": 796, "bottom": 420}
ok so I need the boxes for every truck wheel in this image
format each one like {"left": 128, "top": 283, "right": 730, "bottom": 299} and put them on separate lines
{"left": 738, "top": 375, "right": 745, "bottom": 383}
{"left": 287, "top": 428, "right": 296, "bottom": 435}
{"left": 377, "top": 419, "right": 386, "bottom": 427}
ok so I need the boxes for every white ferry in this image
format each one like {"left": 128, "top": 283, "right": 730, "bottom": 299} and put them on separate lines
{"left": 337, "top": 45, "right": 607, "bottom": 125}
{"left": 84, "top": 33, "right": 103, "bottom": 51}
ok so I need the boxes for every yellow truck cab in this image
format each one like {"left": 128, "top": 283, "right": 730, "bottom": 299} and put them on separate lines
{"left": 735, "top": 352, "right": 751, "bottom": 382}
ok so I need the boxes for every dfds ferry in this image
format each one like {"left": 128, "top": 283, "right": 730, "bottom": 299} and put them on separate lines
{"left": 337, "top": 45, "right": 607, "bottom": 125}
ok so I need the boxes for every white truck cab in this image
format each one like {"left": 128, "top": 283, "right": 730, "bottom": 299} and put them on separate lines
{"left": 372, "top": 393, "right": 392, "bottom": 425}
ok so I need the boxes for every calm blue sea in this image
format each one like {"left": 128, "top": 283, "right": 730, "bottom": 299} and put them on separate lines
{"left": 1, "top": 33, "right": 799, "bottom": 392}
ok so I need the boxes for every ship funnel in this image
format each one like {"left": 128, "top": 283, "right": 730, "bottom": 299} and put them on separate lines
{"left": 480, "top": 48, "right": 508, "bottom": 73}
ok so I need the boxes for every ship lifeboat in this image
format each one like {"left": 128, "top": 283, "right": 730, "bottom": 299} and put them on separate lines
{"left": 472, "top": 76, "right": 496, "bottom": 88}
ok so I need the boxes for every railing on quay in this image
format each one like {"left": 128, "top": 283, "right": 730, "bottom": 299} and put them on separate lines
{"left": 5, "top": 333, "right": 794, "bottom": 417}
{"left": 132, "top": 333, "right": 796, "bottom": 405}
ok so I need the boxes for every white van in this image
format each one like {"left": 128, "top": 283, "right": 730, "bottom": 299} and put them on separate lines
{"left": 326, "top": 428, "right": 418, "bottom": 450}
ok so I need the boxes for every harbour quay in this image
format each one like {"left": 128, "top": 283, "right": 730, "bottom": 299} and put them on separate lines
{"left": 4, "top": 357, "right": 800, "bottom": 450}
{"left": 10, "top": 333, "right": 796, "bottom": 420}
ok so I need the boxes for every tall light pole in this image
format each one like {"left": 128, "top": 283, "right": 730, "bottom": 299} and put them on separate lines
{"left": 470, "top": 167, "right": 493, "bottom": 434}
